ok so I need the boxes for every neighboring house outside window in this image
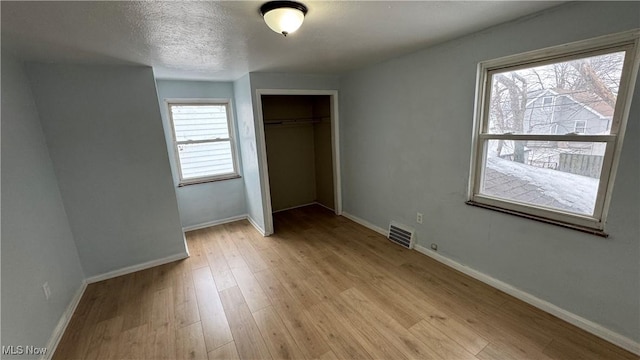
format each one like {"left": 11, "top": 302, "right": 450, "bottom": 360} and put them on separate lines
{"left": 167, "top": 100, "right": 240, "bottom": 186}
{"left": 468, "top": 31, "right": 639, "bottom": 233}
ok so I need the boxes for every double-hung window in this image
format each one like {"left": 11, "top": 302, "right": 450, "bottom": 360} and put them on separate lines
{"left": 468, "top": 31, "right": 639, "bottom": 234}
{"left": 574, "top": 120, "right": 587, "bottom": 134}
{"left": 168, "top": 100, "right": 239, "bottom": 185}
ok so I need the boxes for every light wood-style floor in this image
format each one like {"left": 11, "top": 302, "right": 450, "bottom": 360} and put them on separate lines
{"left": 53, "top": 205, "right": 636, "bottom": 360}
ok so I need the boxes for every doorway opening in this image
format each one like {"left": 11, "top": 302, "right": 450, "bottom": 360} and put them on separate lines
{"left": 255, "top": 90, "right": 341, "bottom": 235}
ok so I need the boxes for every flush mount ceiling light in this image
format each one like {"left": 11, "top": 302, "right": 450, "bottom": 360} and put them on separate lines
{"left": 260, "top": 1, "right": 308, "bottom": 37}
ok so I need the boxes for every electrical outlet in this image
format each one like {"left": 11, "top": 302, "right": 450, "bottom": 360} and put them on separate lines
{"left": 431, "top": 243, "right": 438, "bottom": 251}
{"left": 416, "top": 212, "right": 423, "bottom": 224}
{"left": 42, "top": 282, "right": 51, "bottom": 300}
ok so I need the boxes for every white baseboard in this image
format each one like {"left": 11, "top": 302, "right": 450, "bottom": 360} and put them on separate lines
{"left": 182, "top": 214, "right": 248, "bottom": 232}
{"left": 42, "top": 281, "right": 87, "bottom": 360}
{"left": 247, "top": 216, "right": 267, "bottom": 236}
{"left": 272, "top": 202, "right": 337, "bottom": 214}
{"left": 85, "top": 252, "right": 189, "bottom": 284}
{"left": 272, "top": 202, "right": 317, "bottom": 214}
{"left": 341, "top": 211, "right": 389, "bottom": 236}
{"left": 313, "top": 201, "right": 337, "bottom": 214}
{"left": 413, "top": 245, "right": 640, "bottom": 356}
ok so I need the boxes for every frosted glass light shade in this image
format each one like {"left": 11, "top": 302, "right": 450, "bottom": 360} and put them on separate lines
{"left": 260, "top": 1, "right": 308, "bottom": 36}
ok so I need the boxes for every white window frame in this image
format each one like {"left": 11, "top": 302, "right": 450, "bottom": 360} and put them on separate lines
{"left": 166, "top": 99, "right": 240, "bottom": 186}
{"left": 573, "top": 120, "right": 587, "bottom": 134}
{"left": 468, "top": 30, "right": 640, "bottom": 234}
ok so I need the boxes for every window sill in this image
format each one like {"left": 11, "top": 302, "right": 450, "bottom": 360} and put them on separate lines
{"left": 465, "top": 200, "right": 609, "bottom": 238}
{"left": 178, "top": 174, "right": 241, "bottom": 187}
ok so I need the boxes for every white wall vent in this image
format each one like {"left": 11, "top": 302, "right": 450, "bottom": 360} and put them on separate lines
{"left": 388, "top": 221, "right": 415, "bottom": 249}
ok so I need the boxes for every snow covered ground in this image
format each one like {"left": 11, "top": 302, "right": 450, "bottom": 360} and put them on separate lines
{"left": 484, "top": 156, "right": 599, "bottom": 215}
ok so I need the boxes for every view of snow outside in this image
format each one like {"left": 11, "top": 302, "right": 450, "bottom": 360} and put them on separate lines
{"left": 479, "top": 50, "right": 624, "bottom": 216}
{"left": 483, "top": 156, "right": 599, "bottom": 216}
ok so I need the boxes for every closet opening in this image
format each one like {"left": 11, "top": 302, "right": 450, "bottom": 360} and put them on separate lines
{"left": 255, "top": 90, "right": 341, "bottom": 235}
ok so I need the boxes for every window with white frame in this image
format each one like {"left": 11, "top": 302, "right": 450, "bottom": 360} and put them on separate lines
{"left": 168, "top": 100, "right": 239, "bottom": 185}
{"left": 468, "top": 31, "right": 639, "bottom": 233}
{"left": 574, "top": 120, "right": 587, "bottom": 134}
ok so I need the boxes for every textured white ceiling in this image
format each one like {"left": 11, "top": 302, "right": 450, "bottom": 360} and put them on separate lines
{"left": 1, "top": 1, "right": 562, "bottom": 81}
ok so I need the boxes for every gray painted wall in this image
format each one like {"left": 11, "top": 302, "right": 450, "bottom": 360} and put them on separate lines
{"left": 265, "top": 122, "right": 317, "bottom": 211}
{"left": 1, "top": 53, "right": 85, "bottom": 357}
{"left": 233, "top": 74, "right": 265, "bottom": 232}
{"left": 26, "top": 64, "right": 186, "bottom": 278}
{"left": 313, "top": 96, "right": 334, "bottom": 210}
{"left": 339, "top": 2, "right": 640, "bottom": 341}
{"left": 155, "top": 80, "right": 247, "bottom": 229}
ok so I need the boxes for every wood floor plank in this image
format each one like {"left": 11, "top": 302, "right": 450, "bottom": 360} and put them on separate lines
{"left": 231, "top": 266, "right": 271, "bottom": 312}
{"left": 322, "top": 297, "right": 410, "bottom": 360}
{"left": 207, "top": 341, "right": 240, "bottom": 360}
{"left": 238, "top": 220, "right": 274, "bottom": 251}
{"left": 271, "top": 263, "right": 326, "bottom": 309}
{"left": 303, "top": 255, "right": 355, "bottom": 291}
{"left": 192, "top": 267, "right": 233, "bottom": 351}
{"left": 423, "top": 311, "right": 489, "bottom": 355}
{"left": 409, "top": 319, "right": 478, "bottom": 360}
{"left": 219, "top": 286, "right": 273, "bottom": 360}
{"left": 253, "top": 306, "right": 307, "bottom": 360}
{"left": 317, "top": 350, "right": 339, "bottom": 360}
{"left": 151, "top": 262, "right": 177, "bottom": 292}
{"left": 542, "top": 337, "right": 635, "bottom": 360}
{"left": 201, "top": 230, "right": 232, "bottom": 275}
{"left": 52, "top": 294, "right": 100, "bottom": 359}
{"left": 116, "top": 324, "right": 149, "bottom": 360}
{"left": 147, "top": 321, "right": 176, "bottom": 360}
{"left": 200, "top": 228, "right": 238, "bottom": 293}
{"left": 213, "top": 269, "right": 237, "bottom": 292}
{"left": 400, "top": 260, "right": 508, "bottom": 310}
{"left": 257, "top": 247, "right": 285, "bottom": 268}
{"left": 85, "top": 316, "right": 124, "bottom": 360}
{"left": 323, "top": 254, "right": 423, "bottom": 328}
{"left": 51, "top": 205, "right": 637, "bottom": 360}
{"left": 302, "top": 274, "right": 343, "bottom": 304}
{"left": 173, "top": 263, "right": 201, "bottom": 329}
{"left": 477, "top": 341, "right": 554, "bottom": 360}
{"left": 175, "top": 322, "right": 208, "bottom": 360}
{"left": 148, "top": 287, "right": 176, "bottom": 360}
{"left": 233, "top": 224, "right": 271, "bottom": 273}
{"left": 218, "top": 225, "right": 250, "bottom": 269}
{"left": 186, "top": 232, "right": 209, "bottom": 270}
{"left": 338, "top": 288, "right": 442, "bottom": 360}
{"left": 304, "top": 301, "right": 373, "bottom": 360}
{"left": 254, "top": 269, "right": 331, "bottom": 359}
{"left": 97, "top": 276, "right": 128, "bottom": 323}
{"left": 150, "top": 287, "right": 174, "bottom": 330}
{"left": 120, "top": 269, "right": 154, "bottom": 331}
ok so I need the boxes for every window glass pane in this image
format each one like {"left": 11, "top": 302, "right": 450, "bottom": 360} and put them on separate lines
{"left": 481, "top": 140, "right": 606, "bottom": 216}
{"left": 171, "top": 105, "right": 230, "bottom": 141}
{"left": 178, "top": 141, "right": 234, "bottom": 179}
{"left": 487, "top": 51, "right": 625, "bottom": 135}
